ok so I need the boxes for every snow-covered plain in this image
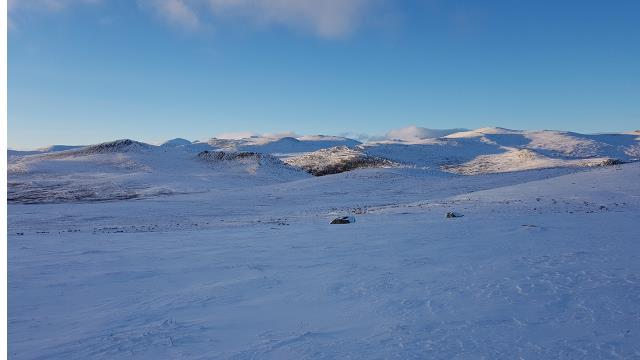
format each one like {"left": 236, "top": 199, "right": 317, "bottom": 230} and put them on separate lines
{"left": 7, "top": 128, "right": 640, "bottom": 359}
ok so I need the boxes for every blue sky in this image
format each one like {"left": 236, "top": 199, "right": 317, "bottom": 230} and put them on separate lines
{"left": 8, "top": 0, "right": 640, "bottom": 148}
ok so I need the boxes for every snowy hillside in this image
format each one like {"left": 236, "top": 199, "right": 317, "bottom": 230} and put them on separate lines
{"left": 363, "top": 127, "right": 639, "bottom": 172}
{"left": 197, "top": 150, "right": 307, "bottom": 179}
{"left": 443, "top": 149, "right": 622, "bottom": 175}
{"left": 7, "top": 144, "right": 85, "bottom": 158}
{"left": 284, "top": 146, "right": 397, "bottom": 176}
{"left": 207, "top": 134, "right": 361, "bottom": 154}
{"left": 7, "top": 139, "right": 309, "bottom": 204}
{"left": 8, "top": 156, "right": 640, "bottom": 358}
{"left": 444, "top": 127, "right": 640, "bottom": 159}
{"left": 7, "top": 129, "right": 639, "bottom": 204}
{"left": 7, "top": 128, "right": 640, "bottom": 358}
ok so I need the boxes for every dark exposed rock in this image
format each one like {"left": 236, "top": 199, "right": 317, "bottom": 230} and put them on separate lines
{"left": 198, "top": 150, "right": 264, "bottom": 162}
{"left": 330, "top": 216, "right": 356, "bottom": 224}
{"left": 285, "top": 146, "right": 397, "bottom": 176}
{"left": 311, "top": 157, "right": 394, "bottom": 176}
{"left": 596, "top": 159, "right": 626, "bottom": 166}
{"left": 446, "top": 212, "right": 463, "bottom": 218}
{"left": 77, "top": 139, "right": 151, "bottom": 154}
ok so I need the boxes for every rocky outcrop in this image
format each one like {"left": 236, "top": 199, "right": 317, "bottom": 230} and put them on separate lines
{"left": 284, "top": 146, "right": 397, "bottom": 176}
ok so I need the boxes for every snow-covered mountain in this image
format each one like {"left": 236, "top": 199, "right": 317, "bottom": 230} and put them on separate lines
{"left": 7, "top": 144, "right": 85, "bottom": 158}
{"left": 443, "top": 127, "right": 640, "bottom": 159}
{"left": 7, "top": 138, "right": 311, "bottom": 204}
{"left": 361, "top": 127, "right": 639, "bottom": 172}
{"left": 7, "top": 128, "right": 639, "bottom": 203}
{"left": 207, "top": 134, "right": 361, "bottom": 154}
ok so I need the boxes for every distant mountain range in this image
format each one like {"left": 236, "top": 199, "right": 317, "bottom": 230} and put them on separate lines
{"left": 7, "top": 128, "right": 639, "bottom": 203}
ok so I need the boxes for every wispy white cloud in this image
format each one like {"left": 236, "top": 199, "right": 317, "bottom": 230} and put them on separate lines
{"left": 338, "top": 131, "right": 385, "bottom": 143}
{"left": 139, "top": 0, "right": 200, "bottom": 31}
{"left": 9, "top": 0, "right": 101, "bottom": 12}
{"left": 10, "top": 0, "right": 380, "bottom": 38}
{"left": 386, "top": 126, "right": 467, "bottom": 141}
{"left": 140, "top": 0, "right": 380, "bottom": 38}
{"left": 216, "top": 127, "right": 469, "bottom": 143}
{"left": 339, "top": 126, "right": 469, "bottom": 143}
{"left": 9, "top": 0, "right": 102, "bottom": 30}
{"left": 261, "top": 131, "right": 299, "bottom": 138}
{"left": 206, "top": 0, "right": 374, "bottom": 38}
{"left": 215, "top": 131, "right": 258, "bottom": 139}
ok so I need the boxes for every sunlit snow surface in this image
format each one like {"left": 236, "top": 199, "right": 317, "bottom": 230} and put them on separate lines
{"left": 8, "top": 162, "right": 640, "bottom": 359}
{"left": 7, "top": 130, "right": 640, "bottom": 358}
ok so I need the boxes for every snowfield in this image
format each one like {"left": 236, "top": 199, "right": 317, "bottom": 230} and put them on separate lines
{"left": 7, "top": 128, "right": 640, "bottom": 359}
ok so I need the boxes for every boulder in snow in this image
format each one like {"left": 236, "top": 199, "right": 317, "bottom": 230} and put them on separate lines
{"left": 330, "top": 216, "right": 356, "bottom": 224}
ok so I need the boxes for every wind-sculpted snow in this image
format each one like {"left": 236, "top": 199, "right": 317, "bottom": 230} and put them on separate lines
{"left": 284, "top": 146, "right": 398, "bottom": 176}
{"left": 7, "top": 163, "right": 640, "bottom": 358}
{"left": 7, "top": 180, "right": 174, "bottom": 204}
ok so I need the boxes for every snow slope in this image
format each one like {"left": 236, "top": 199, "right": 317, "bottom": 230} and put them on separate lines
{"left": 362, "top": 127, "right": 639, "bottom": 173}
{"left": 7, "top": 139, "right": 309, "bottom": 204}
{"left": 208, "top": 135, "right": 361, "bottom": 154}
{"left": 443, "top": 149, "right": 621, "bottom": 175}
{"left": 361, "top": 137, "right": 503, "bottom": 168}
{"left": 444, "top": 127, "right": 640, "bottom": 160}
{"left": 8, "top": 161, "right": 640, "bottom": 359}
{"left": 7, "top": 145, "right": 85, "bottom": 158}
{"left": 8, "top": 128, "right": 640, "bottom": 204}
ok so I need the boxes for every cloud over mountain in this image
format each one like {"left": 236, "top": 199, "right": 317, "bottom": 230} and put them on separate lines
{"left": 385, "top": 126, "right": 468, "bottom": 141}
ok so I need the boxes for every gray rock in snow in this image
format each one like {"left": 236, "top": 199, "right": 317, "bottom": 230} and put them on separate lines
{"left": 330, "top": 216, "right": 356, "bottom": 224}
{"left": 446, "top": 212, "right": 463, "bottom": 218}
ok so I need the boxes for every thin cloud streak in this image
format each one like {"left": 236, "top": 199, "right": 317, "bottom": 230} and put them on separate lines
{"left": 8, "top": 0, "right": 102, "bottom": 12}
{"left": 206, "top": 0, "right": 374, "bottom": 38}
{"left": 10, "top": 0, "right": 382, "bottom": 38}
{"left": 139, "top": 0, "right": 200, "bottom": 31}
